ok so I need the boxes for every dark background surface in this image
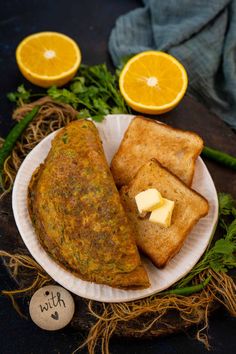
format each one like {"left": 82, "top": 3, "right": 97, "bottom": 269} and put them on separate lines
{"left": 0, "top": 0, "right": 235, "bottom": 353}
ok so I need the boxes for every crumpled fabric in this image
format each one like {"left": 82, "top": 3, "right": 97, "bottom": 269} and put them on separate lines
{"left": 109, "top": 0, "right": 236, "bottom": 129}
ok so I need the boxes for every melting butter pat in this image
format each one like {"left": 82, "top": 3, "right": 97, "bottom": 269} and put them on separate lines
{"left": 149, "top": 198, "right": 175, "bottom": 227}
{"left": 135, "top": 188, "right": 163, "bottom": 213}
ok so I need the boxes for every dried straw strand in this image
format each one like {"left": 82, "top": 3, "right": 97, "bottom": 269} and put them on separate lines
{"left": 0, "top": 97, "right": 78, "bottom": 197}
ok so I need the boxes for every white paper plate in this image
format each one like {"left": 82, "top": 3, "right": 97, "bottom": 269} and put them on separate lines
{"left": 12, "top": 114, "right": 218, "bottom": 303}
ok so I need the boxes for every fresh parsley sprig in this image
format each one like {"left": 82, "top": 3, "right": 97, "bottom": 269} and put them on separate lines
{"left": 7, "top": 84, "right": 43, "bottom": 106}
{"left": 176, "top": 193, "right": 236, "bottom": 289}
{"left": 7, "top": 84, "right": 32, "bottom": 106}
{"left": 47, "top": 86, "right": 79, "bottom": 109}
{"left": 7, "top": 64, "right": 130, "bottom": 122}
{"left": 67, "top": 63, "right": 131, "bottom": 121}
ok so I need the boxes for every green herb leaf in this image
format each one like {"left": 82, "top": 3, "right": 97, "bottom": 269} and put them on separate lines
{"left": 218, "top": 193, "right": 235, "bottom": 217}
{"left": 176, "top": 193, "right": 236, "bottom": 289}
{"left": 47, "top": 86, "right": 79, "bottom": 109}
{"left": 111, "top": 106, "right": 124, "bottom": 114}
{"left": 7, "top": 84, "right": 32, "bottom": 106}
{"left": 212, "top": 238, "right": 235, "bottom": 255}
{"left": 225, "top": 219, "right": 236, "bottom": 241}
{"left": 77, "top": 109, "right": 90, "bottom": 119}
{"left": 61, "top": 132, "right": 68, "bottom": 144}
{"left": 91, "top": 115, "right": 105, "bottom": 122}
{"left": 7, "top": 92, "right": 18, "bottom": 103}
{"left": 70, "top": 77, "right": 86, "bottom": 94}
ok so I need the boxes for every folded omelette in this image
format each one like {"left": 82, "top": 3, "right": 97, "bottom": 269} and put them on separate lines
{"left": 28, "top": 120, "right": 149, "bottom": 289}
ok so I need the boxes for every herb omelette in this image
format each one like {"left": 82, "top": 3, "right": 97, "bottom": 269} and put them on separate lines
{"left": 28, "top": 120, "right": 149, "bottom": 289}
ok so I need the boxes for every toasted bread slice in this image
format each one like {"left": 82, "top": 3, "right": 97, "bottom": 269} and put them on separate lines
{"left": 111, "top": 116, "right": 203, "bottom": 187}
{"left": 120, "top": 159, "right": 209, "bottom": 268}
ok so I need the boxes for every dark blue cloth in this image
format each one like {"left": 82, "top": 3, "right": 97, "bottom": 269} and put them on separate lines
{"left": 109, "top": 0, "right": 236, "bottom": 129}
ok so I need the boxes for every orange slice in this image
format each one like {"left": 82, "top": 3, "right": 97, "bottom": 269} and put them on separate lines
{"left": 119, "top": 51, "right": 188, "bottom": 114}
{"left": 16, "top": 32, "right": 81, "bottom": 87}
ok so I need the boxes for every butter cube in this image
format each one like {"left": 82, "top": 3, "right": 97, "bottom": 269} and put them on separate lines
{"left": 135, "top": 188, "right": 163, "bottom": 213}
{"left": 149, "top": 198, "right": 175, "bottom": 227}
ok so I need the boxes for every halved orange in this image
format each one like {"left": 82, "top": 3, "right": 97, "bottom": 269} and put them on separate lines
{"left": 16, "top": 32, "right": 81, "bottom": 87}
{"left": 119, "top": 51, "right": 188, "bottom": 114}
